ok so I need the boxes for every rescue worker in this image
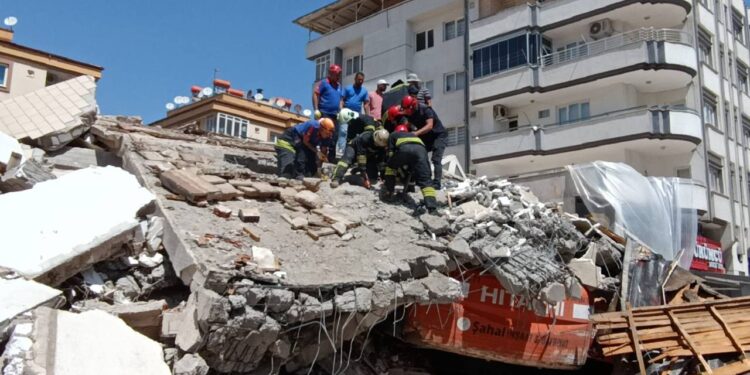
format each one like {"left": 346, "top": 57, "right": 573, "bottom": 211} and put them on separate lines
{"left": 330, "top": 128, "right": 389, "bottom": 188}
{"left": 312, "top": 64, "right": 343, "bottom": 161}
{"left": 401, "top": 95, "right": 447, "bottom": 189}
{"left": 383, "top": 123, "right": 438, "bottom": 213}
{"left": 382, "top": 105, "right": 406, "bottom": 133}
{"left": 275, "top": 118, "right": 335, "bottom": 180}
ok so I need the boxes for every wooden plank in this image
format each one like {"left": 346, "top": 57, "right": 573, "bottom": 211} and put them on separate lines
{"left": 667, "top": 310, "right": 712, "bottom": 373}
{"left": 626, "top": 303, "right": 648, "bottom": 375}
{"left": 242, "top": 227, "right": 261, "bottom": 242}
{"left": 709, "top": 306, "right": 749, "bottom": 360}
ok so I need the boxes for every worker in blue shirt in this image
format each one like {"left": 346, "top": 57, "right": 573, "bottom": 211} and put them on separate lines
{"left": 337, "top": 72, "right": 370, "bottom": 157}
{"left": 275, "top": 118, "right": 335, "bottom": 180}
{"left": 313, "top": 64, "right": 343, "bottom": 162}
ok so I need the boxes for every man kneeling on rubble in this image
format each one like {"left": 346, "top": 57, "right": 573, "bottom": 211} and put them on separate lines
{"left": 275, "top": 118, "right": 335, "bottom": 180}
{"left": 383, "top": 120, "right": 438, "bottom": 213}
{"left": 330, "top": 128, "right": 389, "bottom": 188}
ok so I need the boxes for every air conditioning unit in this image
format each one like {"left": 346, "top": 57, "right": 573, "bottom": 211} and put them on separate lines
{"left": 589, "top": 19, "right": 614, "bottom": 40}
{"left": 493, "top": 105, "right": 508, "bottom": 120}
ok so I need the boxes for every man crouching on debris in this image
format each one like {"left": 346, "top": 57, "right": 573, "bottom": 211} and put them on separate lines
{"left": 275, "top": 118, "right": 335, "bottom": 180}
{"left": 383, "top": 120, "right": 438, "bottom": 213}
{"left": 330, "top": 128, "right": 389, "bottom": 188}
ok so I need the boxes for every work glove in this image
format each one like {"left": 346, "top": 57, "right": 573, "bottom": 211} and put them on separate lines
{"left": 314, "top": 110, "right": 322, "bottom": 120}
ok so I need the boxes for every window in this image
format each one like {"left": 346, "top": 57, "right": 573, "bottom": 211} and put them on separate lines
{"left": 738, "top": 62, "right": 749, "bottom": 94}
{"left": 538, "top": 109, "right": 550, "bottom": 119}
{"left": 676, "top": 167, "right": 691, "bottom": 179}
{"left": 472, "top": 33, "right": 529, "bottom": 79}
{"left": 445, "top": 126, "right": 466, "bottom": 146}
{"left": 345, "top": 55, "right": 362, "bottom": 76}
{"left": 315, "top": 54, "right": 331, "bottom": 81}
{"left": 508, "top": 117, "right": 519, "bottom": 132}
{"left": 733, "top": 11, "right": 745, "bottom": 45}
{"left": 444, "top": 19, "right": 465, "bottom": 41}
{"left": 743, "top": 117, "right": 750, "bottom": 146}
{"left": 416, "top": 29, "right": 434, "bottom": 52}
{"left": 698, "top": 30, "right": 713, "bottom": 69}
{"left": 557, "top": 102, "right": 590, "bottom": 125}
{"left": 444, "top": 71, "right": 466, "bottom": 92}
{"left": 709, "top": 157, "right": 724, "bottom": 194}
{"left": 424, "top": 80, "right": 434, "bottom": 96}
{"left": 270, "top": 132, "right": 281, "bottom": 143}
{"left": 0, "top": 63, "right": 8, "bottom": 88}
{"left": 217, "top": 113, "right": 250, "bottom": 139}
{"left": 703, "top": 92, "right": 718, "bottom": 128}
{"left": 698, "top": 0, "right": 712, "bottom": 11}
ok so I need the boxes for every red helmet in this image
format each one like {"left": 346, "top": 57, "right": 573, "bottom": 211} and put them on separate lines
{"left": 394, "top": 124, "right": 409, "bottom": 133}
{"left": 387, "top": 105, "right": 403, "bottom": 120}
{"left": 328, "top": 64, "right": 342, "bottom": 75}
{"left": 401, "top": 95, "right": 418, "bottom": 113}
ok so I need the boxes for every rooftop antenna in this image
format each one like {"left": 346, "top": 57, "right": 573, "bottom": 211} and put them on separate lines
{"left": 3, "top": 16, "right": 17, "bottom": 31}
{"left": 213, "top": 68, "right": 219, "bottom": 81}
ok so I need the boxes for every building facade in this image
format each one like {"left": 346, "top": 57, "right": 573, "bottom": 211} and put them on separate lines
{"left": 0, "top": 28, "right": 103, "bottom": 101}
{"left": 150, "top": 93, "right": 308, "bottom": 143}
{"left": 296, "top": 0, "right": 750, "bottom": 275}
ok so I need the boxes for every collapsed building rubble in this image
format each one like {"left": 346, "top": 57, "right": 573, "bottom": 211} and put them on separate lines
{"left": 0, "top": 116, "right": 641, "bottom": 374}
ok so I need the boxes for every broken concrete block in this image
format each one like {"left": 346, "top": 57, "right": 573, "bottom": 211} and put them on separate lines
{"left": 332, "top": 222, "right": 347, "bottom": 236}
{"left": 294, "top": 190, "right": 322, "bottom": 209}
{"left": 567, "top": 258, "right": 600, "bottom": 288}
{"left": 252, "top": 246, "right": 280, "bottom": 272}
{"left": 212, "top": 205, "right": 232, "bottom": 218}
{"left": 199, "top": 174, "right": 226, "bottom": 185}
{"left": 419, "top": 214, "right": 449, "bottom": 235}
{"left": 0, "top": 167, "right": 154, "bottom": 285}
{"left": 459, "top": 200, "right": 490, "bottom": 217}
{"left": 160, "top": 169, "right": 220, "bottom": 203}
{"left": 239, "top": 181, "right": 280, "bottom": 199}
{"left": 176, "top": 294, "right": 202, "bottom": 353}
{"left": 541, "top": 282, "right": 566, "bottom": 304}
{"left": 78, "top": 299, "right": 166, "bottom": 339}
{"left": 302, "top": 177, "right": 322, "bottom": 192}
{"left": 0, "top": 278, "right": 62, "bottom": 332}
{"left": 447, "top": 238, "right": 474, "bottom": 262}
{"left": 239, "top": 208, "right": 260, "bottom": 223}
{"left": 291, "top": 217, "right": 308, "bottom": 230}
{"left": 146, "top": 216, "right": 164, "bottom": 253}
{"left": 174, "top": 353, "right": 209, "bottom": 375}
{"left": 211, "top": 183, "right": 243, "bottom": 201}
{"left": 0, "top": 131, "right": 25, "bottom": 180}
{"left": 2, "top": 307, "right": 170, "bottom": 375}
{"left": 47, "top": 147, "right": 121, "bottom": 171}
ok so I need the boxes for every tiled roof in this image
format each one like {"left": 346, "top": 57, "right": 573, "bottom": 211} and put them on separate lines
{"left": 0, "top": 75, "right": 97, "bottom": 140}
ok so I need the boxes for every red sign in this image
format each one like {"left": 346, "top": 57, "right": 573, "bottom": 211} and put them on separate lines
{"left": 692, "top": 236, "right": 725, "bottom": 273}
{"left": 403, "top": 270, "right": 593, "bottom": 370}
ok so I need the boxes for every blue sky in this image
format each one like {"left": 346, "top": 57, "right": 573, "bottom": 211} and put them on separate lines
{"left": 1, "top": 0, "right": 331, "bottom": 123}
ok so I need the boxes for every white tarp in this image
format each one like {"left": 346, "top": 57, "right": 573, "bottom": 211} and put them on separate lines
{"left": 0, "top": 166, "right": 154, "bottom": 279}
{"left": 568, "top": 161, "right": 697, "bottom": 268}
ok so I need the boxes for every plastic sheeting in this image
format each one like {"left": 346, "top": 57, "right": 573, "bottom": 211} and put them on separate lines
{"left": 568, "top": 161, "right": 698, "bottom": 269}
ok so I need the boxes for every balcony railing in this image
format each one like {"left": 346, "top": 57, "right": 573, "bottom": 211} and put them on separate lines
{"left": 540, "top": 28, "right": 693, "bottom": 67}
{"left": 473, "top": 105, "right": 695, "bottom": 141}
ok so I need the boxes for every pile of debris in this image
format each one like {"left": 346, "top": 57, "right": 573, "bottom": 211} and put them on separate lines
{"left": 0, "top": 114, "right": 632, "bottom": 374}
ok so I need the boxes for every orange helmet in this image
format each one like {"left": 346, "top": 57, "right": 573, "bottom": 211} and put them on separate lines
{"left": 318, "top": 118, "right": 335, "bottom": 138}
{"left": 394, "top": 124, "right": 409, "bottom": 133}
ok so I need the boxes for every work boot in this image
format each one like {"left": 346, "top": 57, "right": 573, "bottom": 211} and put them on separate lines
{"left": 424, "top": 196, "right": 438, "bottom": 214}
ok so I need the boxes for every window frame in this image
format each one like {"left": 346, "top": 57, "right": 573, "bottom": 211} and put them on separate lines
{"left": 443, "top": 18, "right": 465, "bottom": 41}
{"left": 443, "top": 71, "right": 466, "bottom": 93}
{"left": 557, "top": 101, "right": 590, "bottom": 125}
{"left": 0, "top": 61, "right": 10, "bottom": 91}
{"left": 315, "top": 54, "right": 331, "bottom": 81}
{"left": 345, "top": 55, "right": 363, "bottom": 76}
{"left": 732, "top": 10, "right": 745, "bottom": 45}
{"left": 445, "top": 126, "right": 466, "bottom": 147}
{"left": 709, "top": 156, "right": 725, "bottom": 194}
{"left": 416, "top": 29, "right": 435, "bottom": 52}
{"left": 703, "top": 92, "right": 719, "bottom": 129}
{"left": 737, "top": 61, "right": 749, "bottom": 95}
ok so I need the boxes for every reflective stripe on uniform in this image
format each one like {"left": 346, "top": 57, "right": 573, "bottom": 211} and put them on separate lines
{"left": 385, "top": 167, "right": 395, "bottom": 176}
{"left": 421, "top": 186, "right": 436, "bottom": 198}
{"left": 395, "top": 137, "right": 424, "bottom": 147}
{"left": 275, "top": 139, "right": 295, "bottom": 152}
{"left": 364, "top": 125, "right": 376, "bottom": 132}
{"left": 356, "top": 155, "right": 367, "bottom": 165}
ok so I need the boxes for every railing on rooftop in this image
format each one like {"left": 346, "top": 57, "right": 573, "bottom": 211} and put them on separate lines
{"left": 540, "top": 28, "right": 693, "bottom": 67}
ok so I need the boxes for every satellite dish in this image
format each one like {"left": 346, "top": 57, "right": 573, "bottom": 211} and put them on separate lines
{"left": 202, "top": 87, "right": 213, "bottom": 96}
{"left": 294, "top": 104, "right": 302, "bottom": 113}
{"left": 254, "top": 93, "right": 264, "bottom": 101}
{"left": 173, "top": 96, "right": 182, "bottom": 105}
{"left": 275, "top": 99, "right": 286, "bottom": 107}
{"left": 166, "top": 103, "right": 176, "bottom": 110}
{"left": 3, "top": 17, "right": 17, "bottom": 27}
{"left": 302, "top": 109, "right": 312, "bottom": 117}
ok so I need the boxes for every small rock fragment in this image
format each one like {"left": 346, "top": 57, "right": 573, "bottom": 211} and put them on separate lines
{"left": 213, "top": 205, "right": 232, "bottom": 218}
{"left": 238, "top": 208, "right": 260, "bottom": 223}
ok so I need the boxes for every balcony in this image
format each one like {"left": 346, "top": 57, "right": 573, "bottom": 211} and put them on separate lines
{"left": 472, "top": 106, "right": 702, "bottom": 163}
{"left": 537, "top": 0, "right": 691, "bottom": 30}
{"left": 679, "top": 181, "right": 709, "bottom": 214}
{"left": 471, "top": 28, "right": 696, "bottom": 106}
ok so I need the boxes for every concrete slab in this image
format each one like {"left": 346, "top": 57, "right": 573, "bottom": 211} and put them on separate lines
{"left": 0, "top": 166, "right": 155, "bottom": 285}
{"left": 2, "top": 307, "right": 170, "bottom": 375}
{"left": 45, "top": 147, "right": 121, "bottom": 170}
{"left": 0, "top": 278, "right": 61, "bottom": 330}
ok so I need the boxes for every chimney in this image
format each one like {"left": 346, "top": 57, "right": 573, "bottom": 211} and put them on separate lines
{"left": 0, "top": 28, "right": 13, "bottom": 43}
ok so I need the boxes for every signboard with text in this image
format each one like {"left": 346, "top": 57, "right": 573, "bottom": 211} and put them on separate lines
{"left": 404, "top": 270, "right": 593, "bottom": 370}
{"left": 691, "top": 236, "right": 725, "bottom": 273}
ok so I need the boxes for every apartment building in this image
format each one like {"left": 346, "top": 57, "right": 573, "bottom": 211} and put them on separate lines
{"left": 295, "top": 0, "right": 750, "bottom": 275}
{"left": 0, "top": 27, "right": 103, "bottom": 101}
{"left": 294, "top": 0, "right": 469, "bottom": 165}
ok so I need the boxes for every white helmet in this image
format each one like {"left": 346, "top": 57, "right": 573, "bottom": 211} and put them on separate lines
{"left": 373, "top": 129, "right": 389, "bottom": 147}
{"left": 337, "top": 108, "right": 359, "bottom": 124}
